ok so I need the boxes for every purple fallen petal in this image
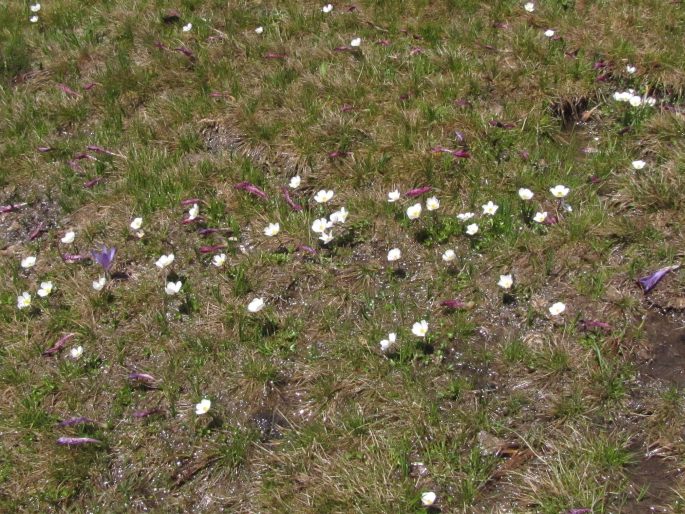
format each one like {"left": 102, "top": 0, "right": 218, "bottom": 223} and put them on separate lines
{"left": 62, "top": 253, "right": 89, "bottom": 264}
{"left": 174, "top": 46, "right": 195, "bottom": 60}
{"left": 181, "top": 198, "right": 201, "bottom": 206}
{"left": 128, "top": 372, "right": 156, "bottom": 383}
{"left": 59, "top": 416, "right": 98, "bottom": 427}
{"left": 83, "top": 177, "right": 102, "bottom": 188}
{"left": 0, "top": 203, "right": 27, "bottom": 214}
{"left": 454, "top": 131, "right": 465, "bottom": 143}
{"left": 567, "top": 510, "right": 591, "bottom": 514}
{"left": 297, "top": 244, "right": 317, "bottom": 255}
{"left": 328, "top": 151, "right": 349, "bottom": 158}
{"left": 376, "top": 39, "right": 391, "bottom": 46}
{"left": 489, "top": 119, "right": 515, "bottom": 129}
{"left": 43, "top": 333, "right": 76, "bottom": 356}
{"left": 199, "top": 244, "right": 226, "bottom": 254}
{"left": 83, "top": 82, "right": 97, "bottom": 91}
{"left": 451, "top": 149, "right": 470, "bottom": 158}
{"left": 73, "top": 152, "right": 97, "bottom": 161}
{"left": 543, "top": 214, "right": 558, "bottom": 225}
{"left": 86, "top": 145, "right": 117, "bottom": 157}
{"left": 340, "top": 104, "right": 355, "bottom": 112}
{"left": 263, "top": 52, "right": 287, "bottom": 59}
{"left": 519, "top": 150, "right": 530, "bottom": 160}
{"left": 154, "top": 41, "right": 170, "bottom": 51}
{"left": 57, "top": 83, "right": 80, "bottom": 97}
{"left": 37, "top": 146, "right": 53, "bottom": 153}
{"left": 27, "top": 224, "right": 46, "bottom": 241}
{"left": 281, "top": 187, "right": 303, "bottom": 212}
{"left": 334, "top": 46, "right": 352, "bottom": 52}
{"left": 579, "top": 319, "right": 611, "bottom": 333}
{"left": 68, "top": 160, "right": 83, "bottom": 173}
{"left": 57, "top": 437, "right": 102, "bottom": 446}
{"left": 593, "top": 60, "right": 608, "bottom": 69}
{"left": 182, "top": 216, "right": 204, "bottom": 225}
{"left": 454, "top": 98, "right": 471, "bottom": 108}
{"left": 638, "top": 265, "right": 679, "bottom": 293}
{"left": 234, "top": 181, "right": 268, "bottom": 200}
{"left": 133, "top": 408, "right": 163, "bottom": 418}
{"left": 440, "top": 299, "right": 467, "bottom": 310}
{"left": 596, "top": 72, "right": 611, "bottom": 82}
{"left": 405, "top": 186, "right": 431, "bottom": 198}
{"left": 409, "top": 47, "right": 423, "bottom": 56}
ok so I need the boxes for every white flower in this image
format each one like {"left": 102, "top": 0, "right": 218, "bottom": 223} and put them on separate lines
{"left": 21, "top": 256, "right": 36, "bottom": 269}
{"left": 425, "top": 196, "right": 440, "bottom": 211}
{"left": 466, "top": 223, "right": 479, "bottom": 235}
{"left": 387, "top": 190, "right": 401, "bottom": 202}
{"left": 61, "top": 231, "right": 76, "bottom": 244}
{"left": 248, "top": 297, "right": 265, "bottom": 313}
{"left": 626, "top": 64, "right": 636, "bottom": 74}
{"left": 629, "top": 95, "right": 642, "bottom": 107}
{"left": 498, "top": 274, "right": 513, "bottom": 289}
{"left": 165, "top": 281, "right": 183, "bottom": 295}
{"left": 533, "top": 211, "right": 548, "bottom": 223}
{"left": 188, "top": 203, "right": 200, "bottom": 220}
{"left": 264, "top": 223, "right": 280, "bottom": 237}
{"left": 17, "top": 292, "right": 31, "bottom": 310}
{"left": 632, "top": 160, "right": 646, "bottom": 170}
{"left": 350, "top": 37, "right": 361, "bottom": 47}
{"left": 524, "top": 2, "right": 534, "bottom": 12}
{"left": 549, "top": 302, "right": 566, "bottom": 316}
{"left": 314, "top": 189, "right": 334, "bottom": 203}
{"left": 29, "top": 15, "right": 38, "bottom": 23}
{"left": 330, "top": 207, "right": 349, "bottom": 224}
{"left": 442, "top": 249, "right": 456, "bottom": 262}
{"left": 155, "top": 254, "right": 175, "bottom": 269}
{"left": 645, "top": 97, "right": 657, "bottom": 107}
{"left": 387, "top": 248, "right": 401, "bottom": 262}
{"left": 412, "top": 320, "right": 428, "bottom": 338}
{"left": 322, "top": 4, "right": 334, "bottom": 13}
{"left": 457, "top": 212, "right": 475, "bottom": 221}
{"left": 182, "top": 23, "right": 192, "bottom": 32}
{"left": 134, "top": 230, "right": 145, "bottom": 238}
{"left": 289, "top": 175, "right": 301, "bottom": 188}
{"left": 70, "top": 346, "right": 83, "bottom": 360}
{"left": 255, "top": 26, "right": 264, "bottom": 34}
{"left": 421, "top": 492, "right": 437, "bottom": 507}
{"left": 130, "top": 217, "right": 143, "bottom": 230}
{"left": 37, "top": 281, "right": 53, "bottom": 297}
{"left": 195, "top": 398, "right": 211, "bottom": 415}
{"left": 406, "top": 203, "right": 422, "bottom": 220}
{"left": 319, "top": 232, "right": 334, "bottom": 244}
{"left": 482, "top": 201, "right": 498, "bottom": 216}
{"left": 30, "top": 3, "right": 41, "bottom": 12}
{"left": 613, "top": 91, "right": 632, "bottom": 102}
{"left": 312, "top": 218, "right": 333, "bottom": 233}
{"left": 518, "top": 188, "right": 534, "bottom": 200}
{"left": 92, "top": 276, "right": 106, "bottom": 291}
{"left": 380, "top": 332, "right": 396, "bottom": 352}
{"left": 550, "top": 185, "right": 570, "bottom": 198}
{"left": 544, "top": 29, "right": 555, "bottom": 37}
{"left": 212, "top": 253, "right": 226, "bottom": 267}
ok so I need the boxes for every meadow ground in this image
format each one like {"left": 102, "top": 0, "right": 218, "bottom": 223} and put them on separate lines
{"left": 2, "top": 0, "right": 685, "bottom": 512}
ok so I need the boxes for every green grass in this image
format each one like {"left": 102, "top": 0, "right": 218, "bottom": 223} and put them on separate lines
{"left": 2, "top": 0, "right": 685, "bottom": 511}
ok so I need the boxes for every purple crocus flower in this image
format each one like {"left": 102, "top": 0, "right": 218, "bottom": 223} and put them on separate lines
{"left": 91, "top": 245, "right": 116, "bottom": 272}
{"left": 57, "top": 437, "right": 102, "bottom": 446}
{"left": 638, "top": 265, "right": 679, "bottom": 293}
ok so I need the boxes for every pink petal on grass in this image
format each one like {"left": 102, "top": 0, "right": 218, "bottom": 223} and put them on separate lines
{"left": 180, "top": 198, "right": 202, "bottom": 206}
{"left": 263, "top": 52, "right": 287, "bottom": 59}
{"left": 405, "top": 186, "right": 431, "bottom": 198}
{"left": 334, "top": 46, "right": 352, "bottom": 52}
{"left": 199, "top": 244, "right": 227, "bottom": 254}
{"left": 37, "top": 146, "right": 53, "bottom": 153}
{"left": 133, "top": 408, "right": 163, "bottom": 418}
{"left": 174, "top": 46, "right": 195, "bottom": 60}
{"left": 57, "top": 437, "right": 102, "bottom": 446}
{"left": 234, "top": 181, "right": 268, "bottom": 200}
{"left": 489, "top": 119, "right": 515, "bottom": 129}
{"left": 376, "top": 39, "right": 391, "bottom": 46}
{"left": 182, "top": 216, "right": 204, "bottom": 225}
{"left": 0, "top": 203, "right": 27, "bottom": 214}
{"left": 579, "top": 319, "right": 611, "bottom": 333}
{"left": 440, "top": 299, "right": 467, "bottom": 310}
{"left": 43, "top": 333, "right": 76, "bottom": 356}
{"left": 83, "top": 177, "right": 102, "bottom": 188}
{"left": 59, "top": 416, "right": 99, "bottom": 427}
{"left": 638, "top": 265, "right": 680, "bottom": 293}
{"left": 281, "top": 187, "right": 303, "bottom": 212}
{"left": 86, "top": 145, "right": 118, "bottom": 157}
{"left": 57, "top": 83, "right": 80, "bottom": 97}
{"left": 328, "top": 150, "right": 349, "bottom": 158}
{"left": 62, "top": 253, "right": 89, "bottom": 264}
{"left": 297, "top": 244, "right": 317, "bottom": 255}
{"left": 83, "top": 82, "right": 97, "bottom": 91}
{"left": 28, "top": 223, "right": 46, "bottom": 241}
